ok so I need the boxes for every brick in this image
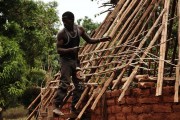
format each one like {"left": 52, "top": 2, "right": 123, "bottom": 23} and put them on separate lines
{"left": 115, "top": 113, "right": 126, "bottom": 120}
{"left": 152, "top": 104, "right": 172, "bottom": 113}
{"left": 122, "top": 106, "right": 132, "bottom": 113}
{"left": 150, "top": 87, "right": 156, "bottom": 94}
{"left": 138, "top": 113, "right": 155, "bottom": 120}
{"left": 140, "top": 89, "right": 151, "bottom": 97}
{"left": 131, "top": 88, "right": 151, "bottom": 97}
{"left": 107, "top": 105, "right": 112, "bottom": 114}
{"left": 166, "top": 112, "right": 180, "bottom": 120}
{"left": 172, "top": 104, "right": 180, "bottom": 112}
{"left": 126, "top": 114, "right": 138, "bottom": 120}
{"left": 115, "top": 97, "right": 126, "bottom": 105}
{"left": 163, "top": 96, "right": 174, "bottom": 103}
{"left": 133, "top": 105, "right": 152, "bottom": 113}
{"left": 107, "top": 98, "right": 115, "bottom": 106}
{"left": 113, "top": 105, "right": 122, "bottom": 113}
{"left": 111, "top": 89, "right": 121, "bottom": 97}
{"left": 138, "top": 97, "right": 160, "bottom": 104}
{"left": 132, "top": 88, "right": 141, "bottom": 96}
{"left": 111, "top": 105, "right": 117, "bottom": 114}
{"left": 138, "top": 82, "right": 155, "bottom": 89}
{"left": 91, "top": 115, "right": 96, "bottom": 120}
{"left": 162, "top": 86, "right": 174, "bottom": 96}
{"left": 106, "top": 90, "right": 112, "bottom": 98}
{"left": 94, "top": 107, "right": 101, "bottom": 115}
{"left": 133, "top": 106, "right": 143, "bottom": 113}
{"left": 125, "top": 89, "right": 131, "bottom": 96}
{"left": 126, "top": 97, "right": 137, "bottom": 104}
{"left": 96, "top": 101, "right": 102, "bottom": 107}
{"left": 149, "top": 113, "right": 165, "bottom": 120}
{"left": 108, "top": 114, "right": 116, "bottom": 120}
{"left": 92, "top": 115, "right": 101, "bottom": 120}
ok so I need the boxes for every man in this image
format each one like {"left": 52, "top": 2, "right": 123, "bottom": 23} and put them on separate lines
{"left": 53, "top": 11, "right": 111, "bottom": 116}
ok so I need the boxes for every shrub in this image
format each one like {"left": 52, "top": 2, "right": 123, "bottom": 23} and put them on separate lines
{"left": 2, "top": 105, "right": 28, "bottom": 119}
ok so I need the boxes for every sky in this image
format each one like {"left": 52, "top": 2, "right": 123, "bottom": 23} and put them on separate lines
{"left": 40, "top": 0, "right": 109, "bottom": 23}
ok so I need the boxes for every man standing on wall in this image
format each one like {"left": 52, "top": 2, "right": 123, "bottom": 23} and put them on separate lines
{"left": 53, "top": 11, "right": 111, "bottom": 116}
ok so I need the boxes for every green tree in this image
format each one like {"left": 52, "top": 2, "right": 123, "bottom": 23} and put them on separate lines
{"left": 0, "top": 36, "right": 27, "bottom": 107}
{"left": 0, "top": 0, "right": 59, "bottom": 108}
{"left": 77, "top": 16, "right": 100, "bottom": 35}
{"left": 77, "top": 16, "right": 100, "bottom": 45}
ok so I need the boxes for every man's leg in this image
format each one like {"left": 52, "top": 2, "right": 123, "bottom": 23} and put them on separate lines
{"left": 71, "top": 86, "right": 84, "bottom": 113}
{"left": 53, "top": 59, "right": 72, "bottom": 115}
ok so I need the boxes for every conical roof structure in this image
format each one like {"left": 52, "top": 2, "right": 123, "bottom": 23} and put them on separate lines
{"left": 27, "top": 0, "right": 180, "bottom": 119}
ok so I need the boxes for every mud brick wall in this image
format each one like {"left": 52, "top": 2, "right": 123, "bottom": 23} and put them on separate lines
{"left": 91, "top": 86, "right": 180, "bottom": 120}
{"left": 56, "top": 86, "right": 180, "bottom": 120}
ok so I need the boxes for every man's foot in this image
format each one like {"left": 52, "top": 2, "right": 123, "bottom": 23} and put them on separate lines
{"left": 53, "top": 108, "right": 64, "bottom": 116}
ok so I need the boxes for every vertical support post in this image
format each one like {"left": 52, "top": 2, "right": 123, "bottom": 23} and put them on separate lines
{"left": 174, "top": 0, "right": 180, "bottom": 102}
{"left": 156, "top": 0, "right": 170, "bottom": 96}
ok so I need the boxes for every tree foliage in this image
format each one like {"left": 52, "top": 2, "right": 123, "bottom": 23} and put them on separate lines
{"left": 77, "top": 16, "right": 100, "bottom": 35}
{"left": 0, "top": 0, "right": 59, "bottom": 108}
{"left": 0, "top": 0, "right": 101, "bottom": 108}
{"left": 77, "top": 16, "right": 100, "bottom": 45}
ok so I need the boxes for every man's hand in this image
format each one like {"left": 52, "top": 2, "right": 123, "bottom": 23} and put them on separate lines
{"left": 99, "top": 36, "right": 111, "bottom": 42}
{"left": 72, "top": 46, "right": 83, "bottom": 49}
{"left": 71, "top": 46, "right": 83, "bottom": 54}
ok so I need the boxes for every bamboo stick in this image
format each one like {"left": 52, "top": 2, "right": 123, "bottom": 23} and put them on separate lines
{"left": 75, "top": 87, "right": 90, "bottom": 109}
{"left": 26, "top": 102, "right": 40, "bottom": 120}
{"left": 76, "top": 91, "right": 96, "bottom": 120}
{"left": 79, "top": 0, "right": 142, "bottom": 83}
{"left": 27, "top": 77, "right": 59, "bottom": 110}
{"left": 80, "top": 0, "right": 125, "bottom": 60}
{"left": 113, "top": 76, "right": 175, "bottom": 83}
{"left": 128, "top": 0, "right": 162, "bottom": 48}
{"left": 80, "top": 12, "right": 111, "bottom": 57}
{"left": 116, "top": 0, "right": 159, "bottom": 55}
{"left": 84, "top": 0, "right": 142, "bottom": 92}
{"left": 96, "top": 0, "right": 126, "bottom": 38}
{"left": 156, "top": 0, "right": 170, "bottom": 96}
{"left": 110, "top": 0, "right": 146, "bottom": 38}
{"left": 112, "top": 8, "right": 165, "bottom": 90}
{"left": 46, "top": 89, "right": 57, "bottom": 107}
{"left": 83, "top": 0, "right": 137, "bottom": 68}
{"left": 174, "top": 0, "right": 180, "bottom": 102}
{"left": 88, "top": 1, "right": 161, "bottom": 110}
{"left": 91, "top": 73, "right": 115, "bottom": 110}
{"left": 79, "top": 0, "right": 126, "bottom": 59}
{"left": 76, "top": 72, "right": 107, "bottom": 110}
{"left": 43, "top": 89, "right": 55, "bottom": 108}
{"left": 108, "top": 0, "right": 132, "bottom": 37}
{"left": 118, "top": 25, "right": 163, "bottom": 102}
{"left": 105, "top": 0, "right": 155, "bottom": 75}
{"left": 27, "top": 93, "right": 41, "bottom": 110}
{"left": 121, "top": 25, "right": 164, "bottom": 90}
{"left": 105, "top": 0, "right": 127, "bottom": 35}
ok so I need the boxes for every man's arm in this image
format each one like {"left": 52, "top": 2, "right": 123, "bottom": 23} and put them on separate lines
{"left": 79, "top": 26, "right": 111, "bottom": 44}
{"left": 56, "top": 31, "right": 78, "bottom": 55}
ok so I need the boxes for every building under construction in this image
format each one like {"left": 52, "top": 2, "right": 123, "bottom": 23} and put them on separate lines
{"left": 27, "top": 0, "right": 180, "bottom": 119}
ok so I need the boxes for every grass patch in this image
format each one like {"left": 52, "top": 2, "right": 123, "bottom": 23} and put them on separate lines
{"left": 2, "top": 105, "right": 28, "bottom": 119}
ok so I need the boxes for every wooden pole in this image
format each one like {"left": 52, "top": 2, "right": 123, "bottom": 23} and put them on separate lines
{"left": 174, "top": 0, "right": 180, "bottom": 102}
{"left": 118, "top": 25, "right": 163, "bottom": 102}
{"left": 76, "top": 92, "right": 96, "bottom": 120}
{"left": 112, "top": 8, "right": 165, "bottom": 90}
{"left": 156, "top": 0, "right": 170, "bottom": 96}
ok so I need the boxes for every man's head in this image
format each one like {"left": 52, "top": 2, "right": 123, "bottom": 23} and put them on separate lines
{"left": 62, "top": 11, "right": 74, "bottom": 21}
{"left": 62, "top": 11, "right": 74, "bottom": 30}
